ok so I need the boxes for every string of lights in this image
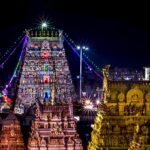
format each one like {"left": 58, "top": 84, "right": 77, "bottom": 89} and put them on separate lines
{"left": 63, "top": 34, "right": 103, "bottom": 79}
{"left": 0, "top": 34, "right": 24, "bottom": 68}
{"left": 9, "top": 36, "right": 28, "bottom": 85}
{"left": 2, "top": 35, "right": 28, "bottom": 98}
{"left": 82, "top": 52, "right": 101, "bottom": 71}
{"left": 64, "top": 32, "right": 102, "bottom": 73}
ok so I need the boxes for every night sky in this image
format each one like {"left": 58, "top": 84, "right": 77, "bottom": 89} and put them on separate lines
{"left": 0, "top": 1, "right": 150, "bottom": 73}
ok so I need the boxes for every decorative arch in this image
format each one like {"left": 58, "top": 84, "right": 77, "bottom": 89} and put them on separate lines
{"left": 126, "top": 86, "right": 143, "bottom": 103}
{"left": 110, "top": 90, "right": 118, "bottom": 101}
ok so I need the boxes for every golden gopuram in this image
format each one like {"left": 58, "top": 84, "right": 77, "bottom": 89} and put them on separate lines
{"left": 88, "top": 65, "right": 150, "bottom": 150}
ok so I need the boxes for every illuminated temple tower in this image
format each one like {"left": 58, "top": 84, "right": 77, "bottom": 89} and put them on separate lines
{"left": 15, "top": 28, "right": 75, "bottom": 113}
{"left": 0, "top": 112, "right": 25, "bottom": 149}
{"left": 89, "top": 65, "right": 150, "bottom": 150}
{"left": 14, "top": 27, "right": 82, "bottom": 149}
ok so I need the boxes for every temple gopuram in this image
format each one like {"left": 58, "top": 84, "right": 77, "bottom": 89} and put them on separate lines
{"left": 0, "top": 112, "right": 25, "bottom": 149}
{"left": 1, "top": 26, "right": 83, "bottom": 149}
{"left": 25, "top": 29, "right": 83, "bottom": 149}
{"left": 28, "top": 102, "right": 82, "bottom": 149}
{"left": 89, "top": 65, "right": 150, "bottom": 150}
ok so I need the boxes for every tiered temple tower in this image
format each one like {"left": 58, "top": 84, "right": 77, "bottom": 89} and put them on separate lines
{"left": 89, "top": 65, "right": 150, "bottom": 150}
{"left": 14, "top": 27, "right": 83, "bottom": 149}
{"left": 15, "top": 28, "right": 74, "bottom": 113}
{"left": 0, "top": 112, "right": 25, "bottom": 149}
{"left": 28, "top": 102, "right": 82, "bottom": 149}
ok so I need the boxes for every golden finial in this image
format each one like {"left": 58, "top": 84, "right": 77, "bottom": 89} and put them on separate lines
{"left": 35, "top": 31, "right": 37, "bottom": 37}
{"left": 136, "top": 123, "right": 139, "bottom": 133}
{"left": 43, "top": 30, "right": 46, "bottom": 37}
{"left": 51, "top": 30, "right": 54, "bottom": 37}
{"left": 47, "top": 30, "right": 49, "bottom": 37}
{"left": 51, "top": 73, "right": 56, "bottom": 105}
{"left": 55, "top": 31, "right": 58, "bottom": 37}
{"left": 39, "top": 31, "right": 41, "bottom": 37}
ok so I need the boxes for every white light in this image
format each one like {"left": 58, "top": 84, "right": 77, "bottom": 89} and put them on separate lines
{"left": 85, "top": 47, "right": 89, "bottom": 50}
{"left": 91, "top": 124, "right": 94, "bottom": 128}
{"left": 124, "top": 77, "right": 130, "bottom": 80}
{"left": 82, "top": 92, "right": 86, "bottom": 97}
{"left": 84, "top": 104, "right": 94, "bottom": 110}
{"left": 77, "top": 46, "right": 80, "bottom": 50}
{"left": 76, "top": 75, "right": 80, "bottom": 79}
{"left": 85, "top": 99, "right": 90, "bottom": 105}
{"left": 42, "top": 22, "right": 47, "bottom": 28}
{"left": 96, "top": 99, "right": 100, "bottom": 105}
{"left": 74, "top": 116, "right": 80, "bottom": 121}
{"left": 77, "top": 45, "right": 89, "bottom": 51}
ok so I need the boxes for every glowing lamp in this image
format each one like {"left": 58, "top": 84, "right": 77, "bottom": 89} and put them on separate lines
{"left": 96, "top": 99, "right": 100, "bottom": 105}
{"left": 77, "top": 46, "right": 80, "bottom": 50}
{"left": 42, "top": 22, "right": 47, "bottom": 28}
{"left": 91, "top": 124, "right": 94, "bottom": 128}
{"left": 85, "top": 99, "right": 90, "bottom": 105}
{"left": 84, "top": 104, "right": 94, "bottom": 110}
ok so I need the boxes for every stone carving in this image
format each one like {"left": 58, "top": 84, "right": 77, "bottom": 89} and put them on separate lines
{"left": 42, "top": 40, "right": 50, "bottom": 49}
{"left": 102, "top": 65, "right": 110, "bottom": 104}
{"left": 146, "top": 92, "right": 150, "bottom": 101}
{"left": 0, "top": 113, "right": 25, "bottom": 149}
{"left": 127, "top": 86, "right": 143, "bottom": 103}
{"left": 118, "top": 92, "right": 125, "bottom": 102}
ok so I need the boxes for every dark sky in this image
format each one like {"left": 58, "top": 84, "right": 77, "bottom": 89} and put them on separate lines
{"left": 0, "top": 1, "right": 150, "bottom": 70}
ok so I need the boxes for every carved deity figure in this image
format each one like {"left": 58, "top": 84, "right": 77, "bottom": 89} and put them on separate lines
{"left": 42, "top": 40, "right": 50, "bottom": 49}
{"left": 41, "top": 138, "right": 46, "bottom": 145}
{"left": 102, "top": 65, "right": 110, "bottom": 104}
{"left": 10, "top": 124, "right": 15, "bottom": 137}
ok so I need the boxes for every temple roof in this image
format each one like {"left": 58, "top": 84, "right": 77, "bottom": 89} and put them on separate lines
{"left": 2, "top": 112, "right": 19, "bottom": 125}
{"left": 109, "top": 80, "right": 150, "bottom": 91}
{"left": 28, "top": 27, "right": 63, "bottom": 38}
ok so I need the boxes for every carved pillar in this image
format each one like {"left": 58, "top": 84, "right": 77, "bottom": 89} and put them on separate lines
{"left": 118, "top": 102, "right": 125, "bottom": 115}
{"left": 145, "top": 102, "right": 150, "bottom": 115}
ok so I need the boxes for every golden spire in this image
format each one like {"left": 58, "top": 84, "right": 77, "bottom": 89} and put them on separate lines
{"left": 88, "top": 111, "right": 104, "bottom": 150}
{"left": 128, "top": 124, "right": 141, "bottom": 150}
{"left": 51, "top": 73, "right": 56, "bottom": 105}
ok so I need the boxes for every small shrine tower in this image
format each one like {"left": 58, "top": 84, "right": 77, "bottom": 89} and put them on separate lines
{"left": 0, "top": 112, "right": 25, "bottom": 149}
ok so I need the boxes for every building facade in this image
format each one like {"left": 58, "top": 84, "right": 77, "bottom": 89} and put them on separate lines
{"left": 89, "top": 65, "right": 150, "bottom": 150}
